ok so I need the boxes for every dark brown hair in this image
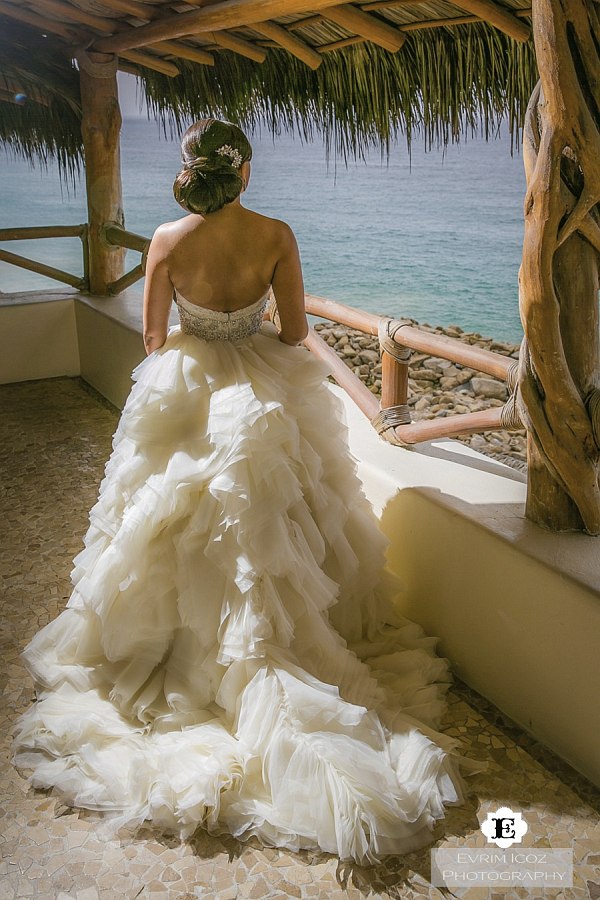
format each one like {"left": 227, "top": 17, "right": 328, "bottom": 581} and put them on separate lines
{"left": 173, "top": 118, "right": 253, "bottom": 215}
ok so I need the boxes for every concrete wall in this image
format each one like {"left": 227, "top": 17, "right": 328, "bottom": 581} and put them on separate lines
{"left": 75, "top": 295, "right": 145, "bottom": 408}
{"left": 381, "top": 486, "right": 599, "bottom": 790}
{"left": 0, "top": 290, "right": 146, "bottom": 407}
{"left": 0, "top": 291, "right": 79, "bottom": 383}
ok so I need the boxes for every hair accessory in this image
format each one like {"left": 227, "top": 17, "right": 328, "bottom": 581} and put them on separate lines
{"left": 215, "top": 144, "right": 243, "bottom": 168}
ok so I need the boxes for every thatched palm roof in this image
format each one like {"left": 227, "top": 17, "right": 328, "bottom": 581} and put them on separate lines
{"left": 0, "top": 0, "right": 536, "bottom": 172}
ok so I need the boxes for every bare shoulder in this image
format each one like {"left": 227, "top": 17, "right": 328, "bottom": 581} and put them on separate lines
{"left": 149, "top": 217, "right": 196, "bottom": 257}
{"left": 273, "top": 217, "right": 297, "bottom": 246}
{"left": 245, "top": 210, "right": 298, "bottom": 251}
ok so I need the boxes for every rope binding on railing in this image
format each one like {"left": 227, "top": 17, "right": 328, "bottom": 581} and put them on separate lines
{"left": 500, "top": 358, "right": 524, "bottom": 430}
{"left": 505, "top": 360, "right": 519, "bottom": 392}
{"left": 371, "top": 317, "right": 412, "bottom": 441}
{"left": 500, "top": 390, "right": 523, "bottom": 430}
{"left": 377, "top": 316, "right": 411, "bottom": 363}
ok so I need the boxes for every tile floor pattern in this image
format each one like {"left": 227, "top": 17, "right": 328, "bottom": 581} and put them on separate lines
{"left": 1, "top": 377, "right": 599, "bottom": 900}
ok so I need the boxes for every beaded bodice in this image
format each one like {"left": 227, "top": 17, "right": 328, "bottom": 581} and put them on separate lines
{"left": 175, "top": 290, "right": 269, "bottom": 342}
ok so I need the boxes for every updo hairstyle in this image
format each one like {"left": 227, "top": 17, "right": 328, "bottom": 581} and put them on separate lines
{"left": 173, "top": 118, "right": 253, "bottom": 215}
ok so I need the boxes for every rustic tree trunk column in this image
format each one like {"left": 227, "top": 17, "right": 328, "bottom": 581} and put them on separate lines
{"left": 77, "top": 50, "right": 125, "bottom": 294}
{"left": 516, "top": 0, "right": 600, "bottom": 535}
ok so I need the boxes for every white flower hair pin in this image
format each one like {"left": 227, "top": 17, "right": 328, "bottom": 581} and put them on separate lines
{"left": 215, "top": 144, "right": 243, "bottom": 168}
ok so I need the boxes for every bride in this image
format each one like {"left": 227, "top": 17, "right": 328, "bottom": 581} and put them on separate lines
{"left": 11, "top": 118, "right": 481, "bottom": 865}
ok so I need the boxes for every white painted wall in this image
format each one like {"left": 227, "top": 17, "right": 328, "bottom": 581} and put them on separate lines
{"left": 75, "top": 297, "right": 145, "bottom": 408}
{"left": 0, "top": 292, "right": 79, "bottom": 383}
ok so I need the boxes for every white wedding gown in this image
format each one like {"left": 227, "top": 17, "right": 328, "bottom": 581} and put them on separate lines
{"left": 10, "top": 290, "right": 481, "bottom": 865}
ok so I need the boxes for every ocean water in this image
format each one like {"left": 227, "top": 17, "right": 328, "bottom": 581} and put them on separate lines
{"left": 0, "top": 119, "right": 526, "bottom": 341}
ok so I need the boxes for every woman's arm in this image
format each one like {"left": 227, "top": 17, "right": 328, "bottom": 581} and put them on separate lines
{"left": 142, "top": 226, "right": 174, "bottom": 355}
{"left": 270, "top": 223, "right": 309, "bottom": 346}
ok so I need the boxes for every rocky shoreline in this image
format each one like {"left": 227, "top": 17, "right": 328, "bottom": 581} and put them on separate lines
{"left": 313, "top": 318, "right": 527, "bottom": 470}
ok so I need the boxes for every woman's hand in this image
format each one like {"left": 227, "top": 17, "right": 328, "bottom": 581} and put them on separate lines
{"left": 142, "top": 226, "right": 174, "bottom": 355}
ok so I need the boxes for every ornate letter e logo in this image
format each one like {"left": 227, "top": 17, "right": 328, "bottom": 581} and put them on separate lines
{"left": 481, "top": 806, "right": 528, "bottom": 848}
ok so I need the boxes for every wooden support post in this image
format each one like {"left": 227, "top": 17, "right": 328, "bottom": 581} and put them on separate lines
{"left": 372, "top": 319, "right": 411, "bottom": 440}
{"left": 380, "top": 348, "right": 408, "bottom": 410}
{"left": 77, "top": 50, "right": 126, "bottom": 295}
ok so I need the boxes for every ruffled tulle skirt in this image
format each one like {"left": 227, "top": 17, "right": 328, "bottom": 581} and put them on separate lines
{"left": 10, "top": 321, "right": 481, "bottom": 864}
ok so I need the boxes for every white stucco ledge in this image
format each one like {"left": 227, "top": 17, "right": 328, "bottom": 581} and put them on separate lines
{"left": 76, "top": 287, "right": 180, "bottom": 332}
{"left": 331, "top": 383, "right": 599, "bottom": 597}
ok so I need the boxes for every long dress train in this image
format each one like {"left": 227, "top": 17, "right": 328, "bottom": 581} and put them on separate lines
{"left": 10, "top": 291, "right": 482, "bottom": 865}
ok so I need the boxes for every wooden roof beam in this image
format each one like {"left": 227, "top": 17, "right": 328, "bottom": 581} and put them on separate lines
{"left": 33, "top": 0, "right": 114, "bottom": 33}
{"left": 120, "top": 49, "right": 180, "bottom": 75}
{"left": 318, "top": 34, "right": 364, "bottom": 50}
{"left": 92, "top": 0, "right": 350, "bottom": 53}
{"left": 286, "top": 1, "right": 531, "bottom": 31}
{"left": 29, "top": 0, "right": 262, "bottom": 64}
{"left": 151, "top": 39, "right": 214, "bottom": 64}
{"left": 250, "top": 20, "right": 323, "bottom": 67}
{"left": 446, "top": 0, "right": 530, "bottom": 40}
{"left": 101, "top": 0, "right": 265, "bottom": 64}
{"left": 0, "top": 2, "right": 80, "bottom": 40}
{"left": 87, "top": 0, "right": 157, "bottom": 18}
{"left": 117, "top": 60, "right": 143, "bottom": 75}
{"left": 359, "top": 0, "right": 431, "bottom": 10}
{"left": 285, "top": 3, "right": 418, "bottom": 28}
{"left": 321, "top": 4, "right": 406, "bottom": 52}
{"left": 286, "top": 14, "right": 324, "bottom": 28}
{"left": 398, "top": 8, "right": 530, "bottom": 30}
{"left": 33, "top": 0, "right": 216, "bottom": 67}
{"left": 205, "top": 31, "right": 267, "bottom": 60}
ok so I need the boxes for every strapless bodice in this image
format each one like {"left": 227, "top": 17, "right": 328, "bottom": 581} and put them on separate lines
{"left": 174, "top": 290, "right": 269, "bottom": 342}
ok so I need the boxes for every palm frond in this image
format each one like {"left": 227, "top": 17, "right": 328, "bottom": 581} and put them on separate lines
{"left": 0, "top": 21, "right": 81, "bottom": 179}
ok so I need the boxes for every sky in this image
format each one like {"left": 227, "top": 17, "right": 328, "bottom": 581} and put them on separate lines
{"left": 118, "top": 72, "right": 148, "bottom": 118}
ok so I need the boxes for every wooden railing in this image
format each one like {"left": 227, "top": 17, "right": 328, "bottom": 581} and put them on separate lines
{"left": 270, "top": 293, "right": 523, "bottom": 446}
{"left": 0, "top": 223, "right": 151, "bottom": 295}
{"left": 0, "top": 225, "right": 89, "bottom": 290}
{"left": 102, "top": 223, "right": 150, "bottom": 293}
{"left": 1, "top": 223, "right": 523, "bottom": 447}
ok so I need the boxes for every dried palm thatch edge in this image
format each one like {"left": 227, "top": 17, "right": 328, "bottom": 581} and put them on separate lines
{"left": 0, "top": 18, "right": 538, "bottom": 179}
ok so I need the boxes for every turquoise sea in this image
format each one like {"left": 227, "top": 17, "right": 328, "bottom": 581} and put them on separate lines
{"left": 0, "top": 118, "right": 526, "bottom": 341}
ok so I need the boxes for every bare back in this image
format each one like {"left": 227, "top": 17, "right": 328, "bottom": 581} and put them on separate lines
{"left": 163, "top": 206, "right": 283, "bottom": 311}
{"left": 142, "top": 201, "right": 308, "bottom": 354}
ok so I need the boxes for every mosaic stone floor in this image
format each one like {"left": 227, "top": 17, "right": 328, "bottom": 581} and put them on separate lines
{"left": 1, "top": 377, "right": 599, "bottom": 900}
